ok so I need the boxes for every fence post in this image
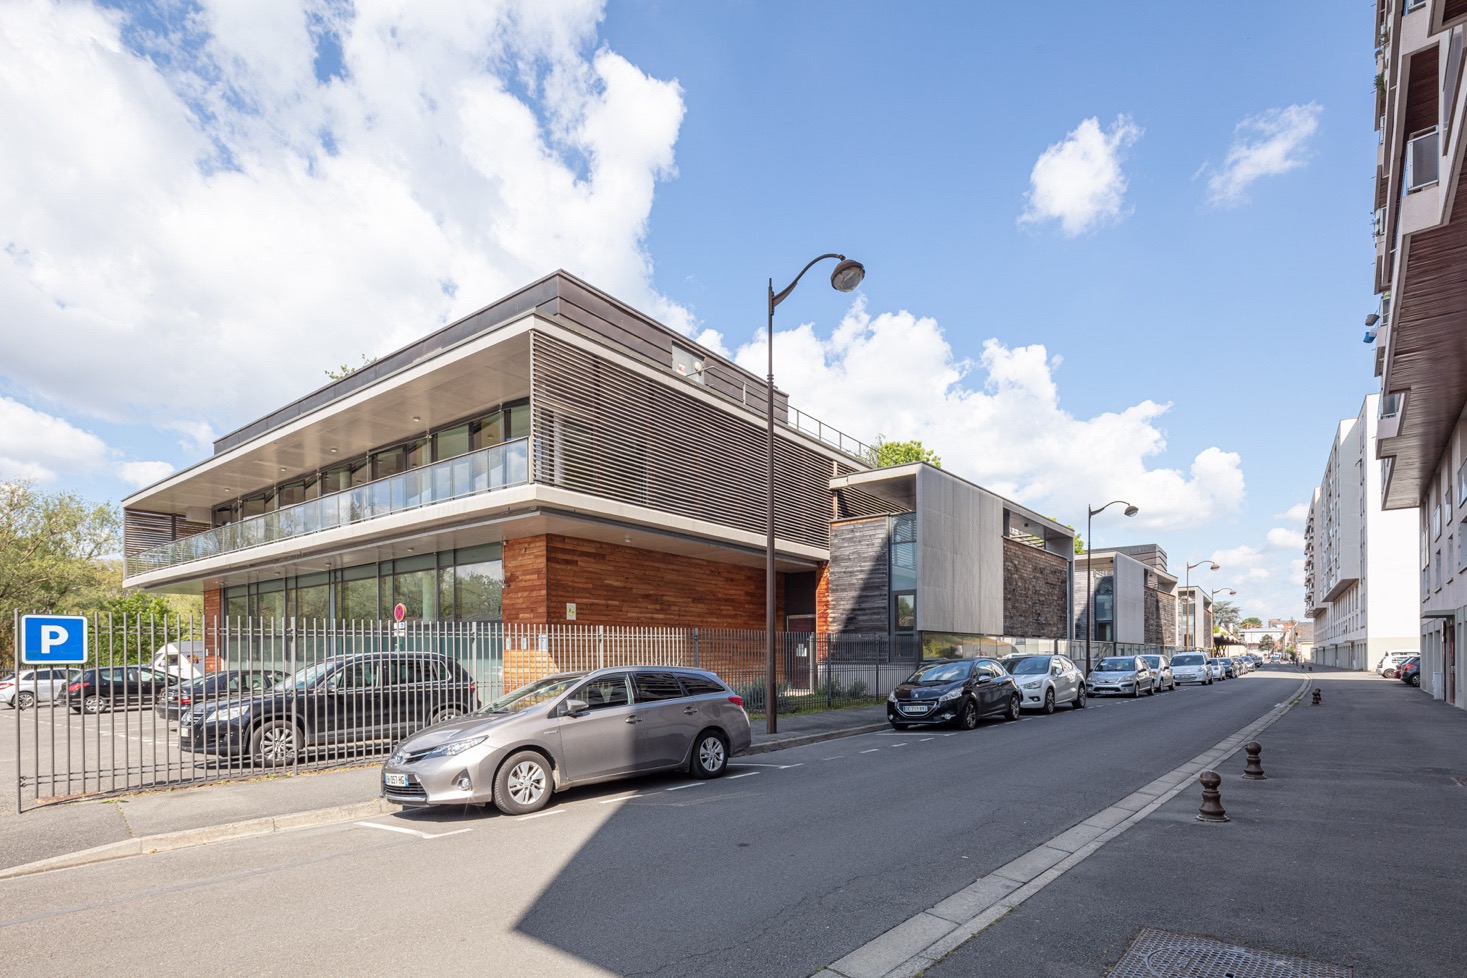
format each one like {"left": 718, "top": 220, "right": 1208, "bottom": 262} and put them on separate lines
{"left": 693, "top": 628, "right": 700, "bottom": 668}
{"left": 597, "top": 625, "right": 604, "bottom": 671}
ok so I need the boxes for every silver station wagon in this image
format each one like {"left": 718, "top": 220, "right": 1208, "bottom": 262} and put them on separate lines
{"left": 381, "top": 666, "right": 753, "bottom": 815}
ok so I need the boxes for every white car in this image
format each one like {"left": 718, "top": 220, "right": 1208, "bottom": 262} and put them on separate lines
{"left": 1206, "top": 658, "right": 1228, "bottom": 681}
{"left": 1375, "top": 651, "right": 1415, "bottom": 678}
{"left": 1170, "top": 651, "right": 1213, "bottom": 685}
{"left": 0, "top": 668, "right": 83, "bottom": 709}
{"left": 999, "top": 653, "right": 1086, "bottom": 713}
{"left": 1140, "top": 654, "right": 1175, "bottom": 692}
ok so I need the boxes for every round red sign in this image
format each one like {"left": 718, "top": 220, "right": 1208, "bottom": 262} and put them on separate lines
{"left": 393, "top": 603, "right": 407, "bottom": 623}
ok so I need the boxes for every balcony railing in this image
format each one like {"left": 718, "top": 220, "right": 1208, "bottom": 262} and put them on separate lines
{"left": 1404, "top": 128, "right": 1441, "bottom": 195}
{"left": 126, "top": 438, "right": 530, "bottom": 577}
{"left": 785, "top": 407, "right": 872, "bottom": 462}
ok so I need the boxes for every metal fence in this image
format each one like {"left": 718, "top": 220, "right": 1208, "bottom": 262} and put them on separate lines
{"left": 8, "top": 615, "right": 926, "bottom": 811}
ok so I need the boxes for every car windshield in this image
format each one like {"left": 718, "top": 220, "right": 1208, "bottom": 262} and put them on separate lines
{"left": 273, "top": 661, "right": 338, "bottom": 693}
{"left": 1142, "top": 656, "right": 1163, "bottom": 669}
{"left": 480, "top": 675, "right": 583, "bottom": 715}
{"left": 1003, "top": 657, "right": 1049, "bottom": 675}
{"left": 1173, "top": 654, "right": 1204, "bottom": 665}
{"left": 1096, "top": 658, "right": 1133, "bottom": 672}
{"left": 906, "top": 662, "right": 972, "bottom": 685}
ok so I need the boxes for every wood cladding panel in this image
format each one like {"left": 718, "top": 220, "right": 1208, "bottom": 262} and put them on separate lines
{"left": 1404, "top": 45, "right": 1441, "bottom": 135}
{"left": 124, "top": 510, "right": 211, "bottom": 559}
{"left": 828, "top": 518, "right": 891, "bottom": 634}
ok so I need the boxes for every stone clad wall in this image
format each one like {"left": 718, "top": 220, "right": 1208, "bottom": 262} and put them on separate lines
{"left": 1002, "top": 538, "right": 1070, "bottom": 639}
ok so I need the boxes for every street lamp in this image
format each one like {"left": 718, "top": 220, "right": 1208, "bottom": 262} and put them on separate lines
{"left": 1084, "top": 500, "right": 1138, "bottom": 673}
{"left": 1210, "top": 586, "right": 1236, "bottom": 645}
{"left": 766, "top": 253, "right": 865, "bottom": 734}
{"left": 1184, "top": 559, "right": 1220, "bottom": 649}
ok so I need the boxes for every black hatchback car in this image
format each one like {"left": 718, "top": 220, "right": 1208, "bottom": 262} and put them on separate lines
{"left": 155, "top": 669, "right": 287, "bottom": 722}
{"left": 179, "top": 651, "right": 480, "bottom": 766}
{"left": 67, "top": 666, "right": 178, "bottom": 714}
{"left": 887, "top": 658, "right": 1021, "bottom": 730}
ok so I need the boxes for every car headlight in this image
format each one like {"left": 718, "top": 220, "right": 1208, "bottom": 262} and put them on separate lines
{"left": 205, "top": 704, "right": 249, "bottom": 721}
{"left": 1020, "top": 678, "right": 1043, "bottom": 689}
{"left": 937, "top": 689, "right": 962, "bottom": 703}
{"left": 888, "top": 691, "right": 897, "bottom": 703}
{"left": 424, "top": 736, "right": 487, "bottom": 759}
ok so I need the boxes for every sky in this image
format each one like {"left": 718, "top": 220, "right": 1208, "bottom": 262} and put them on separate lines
{"left": 0, "top": 0, "right": 1384, "bottom": 620}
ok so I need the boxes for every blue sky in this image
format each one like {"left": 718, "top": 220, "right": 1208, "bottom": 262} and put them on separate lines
{"left": 0, "top": 0, "right": 1383, "bottom": 617}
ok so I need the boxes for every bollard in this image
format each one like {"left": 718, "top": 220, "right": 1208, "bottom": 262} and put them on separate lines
{"left": 1311, "top": 688, "right": 1322, "bottom": 706}
{"left": 1197, "top": 770, "right": 1229, "bottom": 823}
{"left": 1242, "top": 741, "right": 1267, "bottom": 780}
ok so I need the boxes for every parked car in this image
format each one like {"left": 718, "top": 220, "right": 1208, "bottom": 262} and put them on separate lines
{"left": 66, "top": 666, "right": 178, "bottom": 714}
{"left": 1376, "top": 651, "right": 1415, "bottom": 678}
{"left": 1170, "top": 652, "right": 1212, "bottom": 686}
{"left": 998, "top": 654, "right": 1086, "bottom": 713}
{"left": 1, "top": 668, "right": 83, "bottom": 709}
{"left": 888, "top": 658, "right": 1021, "bottom": 729}
{"left": 155, "top": 669, "right": 287, "bottom": 722}
{"left": 179, "top": 651, "right": 481, "bottom": 766}
{"left": 381, "top": 666, "right": 752, "bottom": 814}
{"left": 1398, "top": 656, "right": 1421, "bottom": 687}
{"left": 1140, "top": 655, "right": 1175, "bottom": 692}
{"left": 1085, "top": 656, "right": 1155, "bottom": 698}
{"left": 1206, "top": 658, "right": 1229, "bottom": 681}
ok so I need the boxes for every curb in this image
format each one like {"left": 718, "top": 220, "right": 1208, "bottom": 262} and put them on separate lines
{"left": 0, "top": 717, "right": 888, "bottom": 882}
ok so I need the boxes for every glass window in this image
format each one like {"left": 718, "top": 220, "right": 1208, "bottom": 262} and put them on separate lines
{"left": 891, "top": 513, "right": 917, "bottom": 592}
{"left": 404, "top": 439, "right": 429, "bottom": 470}
{"left": 225, "top": 587, "right": 248, "bottom": 621}
{"left": 349, "top": 458, "right": 371, "bottom": 487}
{"left": 455, "top": 560, "right": 503, "bottom": 621}
{"left": 212, "top": 504, "right": 234, "bottom": 527}
{"left": 240, "top": 493, "right": 272, "bottom": 518}
{"left": 679, "top": 675, "right": 726, "bottom": 695}
{"left": 339, "top": 575, "right": 378, "bottom": 623}
{"left": 277, "top": 481, "right": 310, "bottom": 508}
{"left": 505, "top": 403, "right": 530, "bottom": 440}
{"left": 576, "top": 675, "right": 631, "bottom": 710}
{"left": 293, "top": 583, "right": 330, "bottom": 622}
{"left": 474, "top": 412, "right": 503, "bottom": 449}
{"left": 894, "top": 592, "right": 916, "bottom": 632}
{"left": 392, "top": 568, "right": 437, "bottom": 621}
{"left": 372, "top": 447, "right": 406, "bottom": 481}
{"left": 321, "top": 465, "right": 353, "bottom": 494}
{"left": 632, "top": 673, "right": 685, "bottom": 701}
{"left": 434, "top": 424, "right": 471, "bottom": 461}
{"left": 337, "top": 661, "right": 379, "bottom": 689}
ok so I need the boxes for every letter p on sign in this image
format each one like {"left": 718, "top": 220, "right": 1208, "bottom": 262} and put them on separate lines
{"left": 21, "top": 615, "right": 88, "bottom": 665}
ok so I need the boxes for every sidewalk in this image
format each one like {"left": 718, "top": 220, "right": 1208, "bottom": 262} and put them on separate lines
{"left": 915, "top": 666, "right": 1467, "bottom": 978}
{"left": 0, "top": 701, "right": 888, "bottom": 876}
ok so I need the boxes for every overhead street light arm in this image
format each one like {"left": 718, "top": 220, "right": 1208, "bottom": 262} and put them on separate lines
{"left": 769, "top": 254, "right": 865, "bottom": 311}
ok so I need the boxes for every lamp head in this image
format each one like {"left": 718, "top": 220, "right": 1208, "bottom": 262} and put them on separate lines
{"left": 1209, "top": 562, "right": 1220, "bottom": 571}
{"left": 830, "top": 258, "right": 865, "bottom": 293}
{"left": 1123, "top": 505, "right": 1139, "bottom": 517}
{"left": 1364, "top": 313, "right": 1380, "bottom": 327}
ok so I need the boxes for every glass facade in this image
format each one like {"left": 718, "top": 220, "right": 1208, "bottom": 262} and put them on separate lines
{"left": 221, "top": 544, "right": 504, "bottom": 625}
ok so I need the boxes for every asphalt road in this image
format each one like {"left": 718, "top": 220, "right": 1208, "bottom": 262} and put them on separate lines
{"left": 0, "top": 670, "right": 1302, "bottom": 978}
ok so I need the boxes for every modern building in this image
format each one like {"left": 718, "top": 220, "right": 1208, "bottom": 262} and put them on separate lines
{"left": 1303, "top": 396, "right": 1419, "bottom": 671}
{"left": 120, "top": 271, "right": 1073, "bottom": 654}
{"left": 1237, "top": 626, "right": 1285, "bottom": 654}
{"left": 1175, "top": 586, "right": 1214, "bottom": 652}
{"left": 1071, "top": 547, "right": 1178, "bottom": 665}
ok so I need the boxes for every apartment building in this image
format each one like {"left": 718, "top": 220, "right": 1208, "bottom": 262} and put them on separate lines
{"left": 121, "top": 272, "right": 1073, "bottom": 649}
{"left": 1304, "top": 396, "right": 1420, "bottom": 670}
{"left": 1369, "top": 0, "right": 1467, "bottom": 706}
{"left": 1071, "top": 547, "right": 1179, "bottom": 659}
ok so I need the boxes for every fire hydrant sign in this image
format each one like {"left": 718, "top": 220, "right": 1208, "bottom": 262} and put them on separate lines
{"left": 20, "top": 615, "right": 89, "bottom": 665}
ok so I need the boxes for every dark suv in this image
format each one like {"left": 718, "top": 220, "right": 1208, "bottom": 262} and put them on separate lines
{"left": 179, "top": 652, "right": 480, "bottom": 766}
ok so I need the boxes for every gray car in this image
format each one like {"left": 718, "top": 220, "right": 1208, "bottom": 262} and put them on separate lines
{"left": 381, "top": 666, "right": 753, "bottom": 815}
{"left": 1140, "top": 655, "right": 1175, "bottom": 692}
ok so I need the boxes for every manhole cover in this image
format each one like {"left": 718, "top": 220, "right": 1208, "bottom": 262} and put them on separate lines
{"left": 1108, "top": 928, "right": 1352, "bottom": 977}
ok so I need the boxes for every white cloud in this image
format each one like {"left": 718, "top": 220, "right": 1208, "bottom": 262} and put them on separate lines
{"left": 1266, "top": 527, "right": 1306, "bottom": 550}
{"left": 116, "top": 460, "right": 176, "bottom": 489}
{"left": 0, "top": 395, "right": 170, "bottom": 486}
{"left": 1275, "top": 502, "right": 1310, "bottom": 522}
{"left": 735, "top": 299, "right": 1244, "bottom": 532}
{"left": 0, "top": 0, "right": 687, "bottom": 439}
{"left": 1020, "top": 115, "right": 1142, "bottom": 236}
{"left": 1208, "top": 544, "right": 1272, "bottom": 583}
{"left": 1206, "top": 103, "right": 1322, "bottom": 206}
{"left": 1288, "top": 558, "right": 1306, "bottom": 588}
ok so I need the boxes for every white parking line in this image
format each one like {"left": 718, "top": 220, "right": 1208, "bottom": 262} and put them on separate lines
{"left": 597, "top": 793, "right": 644, "bottom": 804}
{"left": 859, "top": 748, "right": 881, "bottom": 754}
{"left": 919, "top": 738, "right": 934, "bottom": 742}
{"left": 819, "top": 755, "right": 845, "bottom": 761}
{"left": 517, "top": 810, "right": 564, "bottom": 821}
{"left": 354, "top": 821, "right": 473, "bottom": 839}
{"left": 725, "top": 772, "right": 759, "bottom": 781}
{"left": 890, "top": 743, "right": 908, "bottom": 747}
{"left": 664, "top": 781, "right": 707, "bottom": 792}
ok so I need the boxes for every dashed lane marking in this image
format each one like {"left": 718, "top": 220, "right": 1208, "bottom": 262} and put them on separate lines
{"left": 354, "top": 821, "right": 473, "bottom": 839}
{"left": 859, "top": 749, "right": 881, "bottom": 754}
{"left": 725, "top": 772, "right": 759, "bottom": 781}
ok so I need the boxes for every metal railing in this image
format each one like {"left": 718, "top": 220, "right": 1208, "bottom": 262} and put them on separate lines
{"left": 784, "top": 406, "right": 872, "bottom": 462}
{"left": 8, "top": 614, "right": 927, "bottom": 811}
{"left": 126, "top": 439, "right": 530, "bottom": 577}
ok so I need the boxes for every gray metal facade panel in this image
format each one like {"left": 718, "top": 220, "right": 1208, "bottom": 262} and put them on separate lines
{"left": 914, "top": 467, "right": 1002, "bottom": 635}
{"left": 828, "top": 518, "right": 891, "bottom": 633}
{"left": 1114, "top": 553, "right": 1147, "bottom": 644}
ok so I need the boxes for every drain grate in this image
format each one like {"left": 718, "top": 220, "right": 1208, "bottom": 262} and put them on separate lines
{"left": 1108, "top": 927, "right": 1352, "bottom": 977}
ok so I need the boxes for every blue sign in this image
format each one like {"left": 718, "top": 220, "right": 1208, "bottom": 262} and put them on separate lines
{"left": 20, "top": 615, "right": 89, "bottom": 665}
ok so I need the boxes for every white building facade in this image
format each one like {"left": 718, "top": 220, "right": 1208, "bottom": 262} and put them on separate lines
{"left": 1304, "top": 396, "right": 1419, "bottom": 671}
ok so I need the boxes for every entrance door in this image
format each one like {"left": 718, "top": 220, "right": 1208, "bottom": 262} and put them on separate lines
{"left": 1446, "top": 625, "right": 1457, "bottom": 705}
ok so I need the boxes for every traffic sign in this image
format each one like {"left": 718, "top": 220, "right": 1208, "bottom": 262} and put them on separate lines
{"left": 20, "top": 615, "right": 89, "bottom": 665}
{"left": 393, "top": 603, "right": 407, "bottom": 623}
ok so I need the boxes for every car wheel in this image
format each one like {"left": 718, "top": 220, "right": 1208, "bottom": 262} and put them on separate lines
{"left": 1147, "top": 681, "right": 1156, "bottom": 696}
{"left": 250, "top": 720, "right": 301, "bottom": 767}
{"left": 494, "top": 750, "right": 553, "bottom": 815}
{"left": 430, "top": 706, "right": 464, "bottom": 725}
{"left": 16, "top": 691, "right": 35, "bottom": 710}
{"left": 1006, "top": 694, "right": 1021, "bottom": 721}
{"left": 691, "top": 730, "right": 729, "bottom": 779}
{"left": 958, "top": 699, "right": 979, "bottom": 730}
{"left": 1042, "top": 689, "right": 1055, "bottom": 715}
{"left": 1410, "top": 673, "right": 1421, "bottom": 687}
{"left": 1131, "top": 683, "right": 1141, "bottom": 699}
{"left": 1072, "top": 686, "right": 1086, "bottom": 709}
{"left": 83, "top": 695, "right": 107, "bottom": 714}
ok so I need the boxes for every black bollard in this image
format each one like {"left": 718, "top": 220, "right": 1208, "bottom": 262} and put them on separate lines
{"left": 1242, "top": 742, "right": 1267, "bottom": 780}
{"left": 1311, "top": 688, "right": 1322, "bottom": 706}
{"left": 1197, "top": 770, "right": 1229, "bottom": 823}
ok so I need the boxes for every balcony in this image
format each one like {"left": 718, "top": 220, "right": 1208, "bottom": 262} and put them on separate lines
{"left": 1378, "top": 391, "right": 1405, "bottom": 439}
{"left": 1403, "top": 127, "right": 1441, "bottom": 195}
{"left": 125, "top": 439, "right": 529, "bottom": 577}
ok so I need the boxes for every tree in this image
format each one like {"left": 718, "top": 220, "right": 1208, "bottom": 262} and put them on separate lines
{"left": 0, "top": 481, "right": 120, "bottom": 668}
{"left": 866, "top": 437, "right": 940, "bottom": 469}
{"left": 1240, "top": 616, "right": 1263, "bottom": 628}
{"left": 1212, "top": 599, "right": 1241, "bottom": 630}
{"left": 325, "top": 354, "right": 377, "bottom": 380}
{"left": 1072, "top": 532, "right": 1085, "bottom": 555}
{"left": 1259, "top": 635, "right": 1276, "bottom": 652}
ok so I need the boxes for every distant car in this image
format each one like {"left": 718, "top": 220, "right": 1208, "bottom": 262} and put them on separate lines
{"left": 1208, "top": 658, "right": 1231, "bottom": 681}
{"left": 1377, "top": 651, "right": 1415, "bottom": 678}
{"left": 888, "top": 658, "right": 1021, "bottom": 729}
{"left": 382, "top": 666, "right": 752, "bottom": 814}
{"left": 155, "top": 669, "right": 286, "bottom": 722}
{"left": 1398, "top": 657, "right": 1421, "bottom": 687}
{"left": 1085, "top": 656, "right": 1155, "bottom": 698}
{"left": 1, "top": 668, "right": 83, "bottom": 709}
{"left": 1140, "top": 655, "right": 1175, "bottom": 692}
{"left": 999, "top": 654, "right": 1086, "bottom": 713}
{"left": 1170, "top": 652, "right": 1212, "bottom": 685}
{"left": 66, "top": 666, "right": 178, "bottom": 714}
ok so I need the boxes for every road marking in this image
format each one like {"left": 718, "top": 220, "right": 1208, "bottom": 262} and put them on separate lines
{"left": 819, "top": 755, "right": 845, "bottom": 761}
{"left": 725, "top": 772, "right": 759, "bottom": 781}
{"left": 353, "top": 821, "right": 473, "bottom": 839}
{"left": 517, "top": 810, "right": 563, "bottom": 821}
{"left": 859, "top": 748, "right": 880, "bottom": 754}
{"left": 664, "top": 781, "right": 707, "bottom": 791}
{"left": 890, "top": 742, "right": 908, "bottom": 747}
{"left": 597, "top": 793, "right": 644, "bottom": 804}
{"left": 919, "top": 738, "right": 934, "bottom": 742}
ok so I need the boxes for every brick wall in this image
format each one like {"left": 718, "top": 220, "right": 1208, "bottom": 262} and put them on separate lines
{"left": 204, "top": 587, "right": 222, "bottom": 655}
{"left": 503, "top": 533, "right": 782, "bottom": 629}
{"left": 815, "top": 564, "right": 831, "bottom": 634}
{"left": 1002, "top": 538, "right": 1070, "bottom": 639}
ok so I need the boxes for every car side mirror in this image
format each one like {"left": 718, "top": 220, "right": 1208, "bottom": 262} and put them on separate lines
{"left": 563, "top": 699, "right": 590, "bottom": 717}
{"left": 976, "top": 676, "right": 992, "bottom": 685}
{"left": 324, "top": 680, "right": 341, "bottom": 694}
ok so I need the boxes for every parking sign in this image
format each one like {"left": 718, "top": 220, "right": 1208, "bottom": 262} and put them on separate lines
{"left": 20, "top": 615, "right": 89, "bottom": 665}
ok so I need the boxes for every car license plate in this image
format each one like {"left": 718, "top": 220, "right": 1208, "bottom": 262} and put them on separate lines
{"left": 384, "top": 772, "right": 409, "bottom": 788}
{"left": 904, "top": 704, "right": 930, "bottom": 714}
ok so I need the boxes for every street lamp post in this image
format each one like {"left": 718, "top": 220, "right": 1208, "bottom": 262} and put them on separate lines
{"left": 1183, "top": 559, "right": 1220, "bottom": 649}
{"left": 1084, "top": 500, "right": 1138, "bottom": 674}
{"left": 766, "top": 254, "right": 865, "bottom": 735}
